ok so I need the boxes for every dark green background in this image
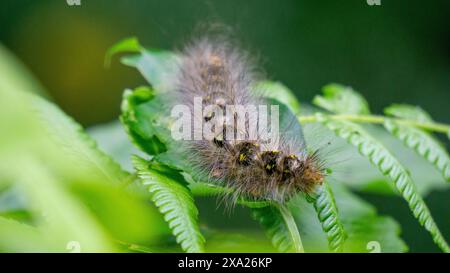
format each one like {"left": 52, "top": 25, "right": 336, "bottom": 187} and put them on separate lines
{"left": 1, "top": 0, "right": 449, "bottom": 252}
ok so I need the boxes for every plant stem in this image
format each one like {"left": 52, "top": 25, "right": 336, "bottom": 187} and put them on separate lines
{"left": 298, "top": 114, "right": 450, "bottom": 134}
{"left": 276, "top": 203, "right": 305, "bottom": 253}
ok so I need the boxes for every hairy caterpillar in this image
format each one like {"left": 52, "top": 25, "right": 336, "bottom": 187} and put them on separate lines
{"left": 171, "top": 36, "right": 326, "bottom": 203}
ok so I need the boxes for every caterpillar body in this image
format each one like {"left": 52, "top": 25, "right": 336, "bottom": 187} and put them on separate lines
{"left": 172, "top": 37, "right": 325, "bottom": 203}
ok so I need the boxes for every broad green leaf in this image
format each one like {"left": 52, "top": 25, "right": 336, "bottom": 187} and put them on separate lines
{"left": 88, "top": 120, "right": 144, "bottom": 172}
{"left": 120, "top": 86, "right": 169, "bottom": 156}
{"left": 307, "top": 181, "right": 347, "bottom": 252}
{"left": 105, "top": 37, "right": 142, "bottom": 67}
{"left": 253, "top": 81, "right": 301, "bottom": 114}
{"left": 384, "top": 120, "right": 450, "bottom": 182}
{"left": 313, "top": 83, "right": 370, "bottom": 115}
{"left": 119, "top": 85, "right": 200, "bottom": 183}
{"left": 252, "top": 204, "right": 304, "bottom": 253}
{"left": 318, "top": 117, "right": 449, "bottom": 252}
{"left": 133, "top": 156, "right": 205, "bottom": 253}
{"left": 108, "top": 37, "right": 179, "bottom": 92}
{"left": 121, "top": 51, "right": 179, "bottom": 93}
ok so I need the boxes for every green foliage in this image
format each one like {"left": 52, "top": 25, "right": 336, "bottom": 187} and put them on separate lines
{"left": 384, "top": 104, "right": 433, "bottom": 122}
{"left": 292, "top": 182, "right": 407, "bottom": 252}
{"left": 120, "top": 86, "right": 168, "bottom": 155}
{"left": 301, "top": 121, "right": 446, "bottom": 196}
{"left": 1, "top": 37, "right": 449, "bottom": 253}
{"left": 313, "top": 83, "right": 370, "bottom": 115}
{"left": 320, "top": 118, "right": 449, "bottom": 252}
{"left": 312, "top": 84, "right": 450, "bottom": 252}
{"left": 0, "top": 91, "right": 114, "bottom": 252}
{"left": 384, "top": 105, "right": 450, "bottom": 182}
{"left": 32, "top": 95, "right": 129, "bottom": 185}
{"left": 253, "top": 81, "right": 301, "bottom": 115}
{"left": 114, "top": 37, "right": 179, "bottom": 93}
{"left": 111, "top": 39, "right": 414, "bottom": 253}
{"left": 307, "top": 181, "right": 347, "bottom": 252}
{"left": 252, "top": 204, "right": 304, "bottom": 253}
{"left": 104, "top": 37, "right": 142, "bottom": 68}
{"left": 0, "top": 44, "right": 166, "bottom": 252}
{"left": 133, "top": 156, "right": 205, "bottom": 253}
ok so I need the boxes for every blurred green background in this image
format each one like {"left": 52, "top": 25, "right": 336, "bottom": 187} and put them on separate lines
{"left": 1, "top": 0, "right": 449, "bottom": 252}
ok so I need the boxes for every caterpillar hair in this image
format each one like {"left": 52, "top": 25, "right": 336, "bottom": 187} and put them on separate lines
{"left": 171, "top": 35, "right": 326, "bottom": 204}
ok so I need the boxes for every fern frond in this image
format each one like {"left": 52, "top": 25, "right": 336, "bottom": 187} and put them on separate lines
{"left": 132, "top": 155, "right": 205, "bottom": 253}
{"left": 384, "top": 120, "right": 450, "bottom": 182}
{"left": 307, "top": 181, "right": 347, "bottom": 252}
{"left": 252, "top": 204, "right": 304, "bottom": 253}
{"left": 319, "top": 117, "right": 450, "bottom": 252}
{"left": 313, "top": 83, "right": 371, "bottom": 115}
{"left": 384, "top": 104, "right": 433, "bottom": 123}
{"left": 384, "top": 104, "right": 450, "bottom": 182}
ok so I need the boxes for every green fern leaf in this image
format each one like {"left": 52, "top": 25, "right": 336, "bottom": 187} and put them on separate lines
{"left": 384, "top": 104, "right": 433, "bottom": 123}
{"left": 313, "top": 83, "right": 370, "bottom": 115}
{"left": 313, "top": 86, "right": 450, "bottom": 252}
{"left": 384, "top": 104, "right": 450, "bottom": 182}
{"left": 307, "top": 181, "right": 347, "bottom": 252}
{"left": 384, "top": 120, "right": 450, "bottom": 182}
{"left": 132, "top": 155, "right": 205, "bottom": 253}
{"left": 252, "top": 204, "right": 304, "bottom": 253}
{"left": 318, "top": 117, "right": 450, "bottom": 252}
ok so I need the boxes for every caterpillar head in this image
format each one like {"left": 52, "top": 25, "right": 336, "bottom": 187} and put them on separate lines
{"left": 273, "top": 151, "right": 325, "bottom": 198}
